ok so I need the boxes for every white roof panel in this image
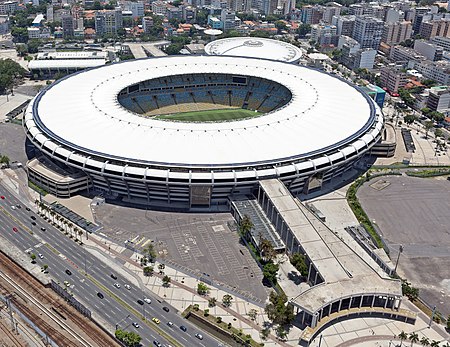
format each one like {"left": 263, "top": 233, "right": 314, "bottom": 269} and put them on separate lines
{"left": 31, "top": 56, "right": 376, "bottom": 168}
{"left": 205, "top": 37, "right": 303, "bottom": 63}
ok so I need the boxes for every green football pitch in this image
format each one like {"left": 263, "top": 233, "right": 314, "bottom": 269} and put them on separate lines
{"left": 154, "top": 108, "right": 261, "bottom": 122}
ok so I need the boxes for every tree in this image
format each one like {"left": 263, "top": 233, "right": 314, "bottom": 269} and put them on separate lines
{"left": 30, "top": 253, "right": 37, "bottom": 263}
{"left": 222, "top": 294, "right": 233, "bottom": 307}
{"left": 0, "top": 155, "right": 10, "bottom": 166}
{"left": 290, "top": 253, "right": 308, "bottom": 277}
{"left": 398, "top": 331, "right": 408, "bottom": 346}
{"left": 164, "top": 43, "right": 183, "bottom": 55}
{"left": 447, "top": 314, "right": 450, "bottom": 330}
{"left": 409, "top": 332, "right": 419, "bottom": 346}
{"left": 263, "top": 262, "right": 279, "bottom": 284}
{"left": 275, "top": 325, "right": 287, "bottom": 340}
{"left": 42, "top": 264, "right": 48, "bottom": 272}
{"left": 77, "top": 229, "right": 83, "bottom": 243}
{"left": 0, "top": 59, "right": 25, "bottom": 94}
{"left": 297, "top": 23, "right": 311, "bottom": 38}
{"left": 431, "top": 111, "right": 445, "bottom": 123}
{"left": 261, "top": 327, "right": 270, "bottom": 340}
{"left": 239, "top": 214, "right": 253, "bottom": 239}
{"left": 264, "top": 291, "right": 295, "bottom": 325}
{"left": 208, "top": 297, "right": 216, "bottom": 307}
{"left": 422, "top": 79, "right": 436, "bottom": 87}
{"left": 197, "top": 282, "right": 210, "bottom": 295}
{"left": 27, "top": 39, "right": 42, "bottom": 54}
{"left": 420, "top": 337, "right": 430, "bottom": 346}
{"left": 424, "top": 121, "right": 434, "bottom": 139}
{"left": 114, "top": 329, "right": 141, "bottom": 347}
{"left": 144, "top": 244, "right": 156, "bottom": 262}
{"left": 143, "top": 266, "right": 154, "bottom": 276}
{"left": 434, "top": 128, "right": 444, "bottom": 138}
{"left": 249, "top": 30, "right": 271, "bottom": 38}
{"left": 162, "top": 275, "right": 171, "bottom": 287}
{"left": 404, "top": 114, "right": 417, "bottom": 127}
{"left": 421, "top": 107, "right": 431, "bottom": 117}
{"left": 430, "top": 341, "right": 439, "bottom": 347}
{"left": 248, "top": 308, "right": 258, "bottom": 322}
{"left": 259, "top": 238, "right": 276, "bottom": 261}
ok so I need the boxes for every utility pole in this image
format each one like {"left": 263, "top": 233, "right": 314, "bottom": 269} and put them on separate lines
{"left": 429, "top": 305, "right": 436, "bottom": 328}
{"left": 5, "top": 295, "right": 15, "bottom": 332}
{"left": 394, "top": 245, "right": 403, "bottom": 276}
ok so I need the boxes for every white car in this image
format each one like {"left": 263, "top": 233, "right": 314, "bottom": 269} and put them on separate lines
{"left": 167, "top": 321, "right": 173, "bottom": 327}
{"left": 114, "top": 283, "right": 121, "bottom": 289}
{"left": 38, "top": 253, "right": 44, "bottom": 259}
{"left": 124, "top": 284, "right": 131, "bottom": 290}
{"left": 144, "top": 297, "right": 151, "bottom": 304}
{"left": 132, "top": 322, "right": 139, "bottom": 328}
{"left": 11, "top": 205, "right": 16, "bottom": 210}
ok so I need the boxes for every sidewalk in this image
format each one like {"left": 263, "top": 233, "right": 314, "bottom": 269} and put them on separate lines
{"left": 82, "top": 232, "right": 292, "bottom": 346}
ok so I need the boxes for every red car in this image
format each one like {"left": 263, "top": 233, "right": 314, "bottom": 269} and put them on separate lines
{"left": 0, "top": 196, "right": 5, "bottom": 199}
{"left": 12, "top": 227, "right": 18, "bottom": 232}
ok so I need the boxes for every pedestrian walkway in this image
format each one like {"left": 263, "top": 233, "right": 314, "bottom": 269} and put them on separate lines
{"left": 81, "top": 232, "right": 291, "bottom": 346}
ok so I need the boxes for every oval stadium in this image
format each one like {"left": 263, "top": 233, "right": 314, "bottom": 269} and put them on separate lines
{"left": 24, "top": 55, "right": 384, "bottom": 210}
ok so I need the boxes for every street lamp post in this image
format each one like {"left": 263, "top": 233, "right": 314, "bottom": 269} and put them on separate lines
{"left": 115, "top": 314, "right": 130, "bottom": 330}
{"left": 394, "top": 245, "right": 403, "bottom": 276}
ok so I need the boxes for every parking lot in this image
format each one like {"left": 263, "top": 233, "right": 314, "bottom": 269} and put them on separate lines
{"left": 357, "top": 175, "right": 450, "bottom": 317}
{"left": 0, "top": 122, "right": 30, "bottom": 165}
{"left": 94, "top": 204, "right": 269, "bottom": 303}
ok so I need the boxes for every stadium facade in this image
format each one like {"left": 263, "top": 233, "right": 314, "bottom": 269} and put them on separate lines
{"left": 24, "top": 55, "right": 384, "bottom": 210}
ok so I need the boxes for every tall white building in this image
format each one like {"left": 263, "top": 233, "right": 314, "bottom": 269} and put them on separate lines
{"left": 125, "top": 1, "right": 144, "bottom": 18}
{"left": 414, "top": 60, "right": 450, "bottom": 85}
{"left": 95, "top": 8, "right": 123, "bottom": 36}
{"left": 382, "top": 20, "right": 412, "bottom": 45}
{"left": 414, "top": 40, "right": 443, "bottom": 61}
{"left": 332, "top": 15, "right": 355, "bottom": 36}
{"left": 322, "top": 2, "right": 341, "bottom": 24}
{"left": 352, "top": 15, "right": 384, "bottom": 50}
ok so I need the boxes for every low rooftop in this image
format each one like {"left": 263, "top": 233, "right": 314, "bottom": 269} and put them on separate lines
{"left": 259, "top": 179, "right": 402, "bottom": 314}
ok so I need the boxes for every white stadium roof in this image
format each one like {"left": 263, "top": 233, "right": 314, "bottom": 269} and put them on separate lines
{"left": 28, "top": 56, "right": 376, "bottom": 168}
{"left": 204, "top": 37, "right": 303, "bottom": 63}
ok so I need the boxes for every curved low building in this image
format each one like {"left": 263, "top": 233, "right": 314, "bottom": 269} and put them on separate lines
{"left": 24, "top": 55, "right": 383, "bottom": 210}
{"left": 204, "top": 37, "right": 303, "bottom": 63}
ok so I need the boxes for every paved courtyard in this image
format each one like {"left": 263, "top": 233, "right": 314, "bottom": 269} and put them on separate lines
{"left": 358, "top": 175, "right": 450, "bottom": 317}
{"left": 94, "top": 204, "right": 269, "bottom": 303}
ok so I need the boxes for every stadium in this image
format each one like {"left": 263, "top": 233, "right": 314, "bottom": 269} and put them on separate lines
{"left": 204, "top": 37, "right": 303, "bottom": 63}
{"left": 24, "top": 55, "right": 384, "bottom": 210}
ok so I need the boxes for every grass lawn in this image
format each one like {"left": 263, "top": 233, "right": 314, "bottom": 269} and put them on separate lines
{"left": 154, "top": 108, "right": 261, "bottom": 122}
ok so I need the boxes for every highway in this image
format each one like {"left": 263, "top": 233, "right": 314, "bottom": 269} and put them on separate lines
{"left": 0, "top": 184, "right": 221, "bottom": 347}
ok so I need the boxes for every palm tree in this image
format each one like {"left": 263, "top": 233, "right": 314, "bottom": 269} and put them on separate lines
{"left": 49, "top": 211, "right": 55, "bottom": 224}
{"left": 409, "top": 332, "right": 419, "bottom": 347}
{"left": 259, "top": 238, "right": 276, "bottom": 261}
{"left": 429, "top": 341, "right": 439, "bottom": 347}
{"left": 78, "top": 229, "right": 83, "bottom": 244}
{"left": 420, "top": 337, "right": 430, "bottom": 346}
{"left": 398, "top": 331, "right": 408, "bottom": 346}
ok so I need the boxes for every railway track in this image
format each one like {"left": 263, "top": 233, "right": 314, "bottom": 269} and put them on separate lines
{"left": 0, "top": 316, "right": 27, "bottom": 347}
{"left": 0, "top": 250, "right": 118, "bottom": 347}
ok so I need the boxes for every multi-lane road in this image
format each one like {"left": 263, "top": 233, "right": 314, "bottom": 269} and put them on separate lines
{"left": 0, "top": 184, "right": 221, "bottom": 347}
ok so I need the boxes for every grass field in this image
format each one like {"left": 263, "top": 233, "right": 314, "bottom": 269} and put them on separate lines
{"left": 154, "top": 108, "right": 261, "bottom": 122}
